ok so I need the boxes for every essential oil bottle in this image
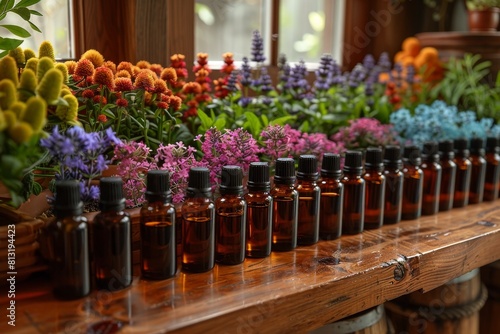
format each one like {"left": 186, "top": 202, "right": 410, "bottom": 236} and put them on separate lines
{"left": 341, "top": 150, "right": 365, "bottom": 235}
{"left": 271, "top": 158, "right": 299, "bottom": 251}
{"left": 140, "top": 170, "right": 176, "bottom": 280}
{"left": 402, "top": 146, "right": 423, "bottom": 220}
{"left": 215, "top": 165, "right": 247, "bottom": 265}
{"left": 93, "top": 177, "right": 132, "bottom": 291}
{"left": 363, "top": 147, "right": 385, "bottom": 229}
{"left": 453, "top": 138, "right": 472, "bottom": 208}
{"left": 438, "top": 140, "right": 456, "bottom": 212}
{"left": 468, "top": 137, "right": 487, "bottom": 204}
{"left": 181, "top": 167, "right": 215, "bottom": 272}
{"left": 245, "top": 162, "right": 273, "bottom": 258}
{"left": 420, "top": 142, "right": 442, "bottom": 216}
{"left": 383, "top": 145, "right": 403, "bottom": 225}
{"left": 319, "top": 153, "right": 343, "bottom": 240}
{"left": 296, "top": 155, "right": 321, "bottom": 245}
{"left": 483, "top": 136, "right": 500, "bottom": 201}
{"left": 44, "top": 180, "right": 90, "bottom": 300}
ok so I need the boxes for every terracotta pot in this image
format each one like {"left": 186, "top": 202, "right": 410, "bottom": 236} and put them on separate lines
{"left": 468, "top": 8, "right": 500, "bottom": 32}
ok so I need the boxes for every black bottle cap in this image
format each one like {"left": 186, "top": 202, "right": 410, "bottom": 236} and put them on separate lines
{"left": 365, "top": 147, "right": 384, "bottom": 171}
{"left": 187, "top": 167, "right": 212, "bottom": 197}
{"left": 469, "top": 137, "right": 485, "bottom": 156}
{"left": 220, "top": 165, "right": 244, "bottom": 194}
{"left": 99, "top": 177, "right": 125, "bottom": 211}
{"left": 321, "top": 153, "right": 341, "bottom": 178}
{"left": 146, "top": 170, "right": 172, "bottom": 200}
{"left": 343, "top": 150, "right": 363, "bottom": 174}
{"left": 453, "top": 138, "right": 470, "bottom": 158}
{"left": 383, "top": 145, "right": 403, "bottom": 169}
{"left": 247, "top": 162, "right": 270, "bottom": 192}
{"left": 422, "top": 141, "right": 440, "bottom": 163}
{"left": 53, "top": 180, "right": 83, "bottom": 217}
{"left": 297, "top": 154, "right": 319, "bottom": 180}
{"left": 274, "top": 158, "right": 296, "bottom": 184}
{"left": 438, "top": 140, "right": 455, "bottom": 160}
{"left": 486, "top": 136, "right": 500, "bottom": 153}
{"left": 403, "top": 145, "right": 421, "bottom": 166}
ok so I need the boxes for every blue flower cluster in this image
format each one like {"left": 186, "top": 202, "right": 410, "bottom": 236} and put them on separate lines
{"left": 390, "top": 100, "right": 500, "bottom": 147}
{"left": 41, "top": 126, "right": 121, "bottom": 203}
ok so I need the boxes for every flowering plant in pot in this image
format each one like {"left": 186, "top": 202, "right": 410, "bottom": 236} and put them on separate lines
{"left": 465, "top": 0, "right": 500, "bottom": 31}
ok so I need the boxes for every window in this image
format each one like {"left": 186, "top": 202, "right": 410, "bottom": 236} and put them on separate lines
{"left": 194, "top": 0, "right": 345, "bottom": 68}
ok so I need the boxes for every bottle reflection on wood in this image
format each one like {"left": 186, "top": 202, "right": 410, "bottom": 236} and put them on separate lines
{"left": 453, "top": 138, "right": 472, "bottom": 208}
{"left": 438, "top": 140, "right": 456, "bottom": 212}
{"left": 363, "top": 147, "right": 385, "bottom": 229}
{"left": 319, "top": 153, "right": 343, "bottom": 240}
{"left": 341, "top": 151, "right": 365, "bottom": 235}
{"left": 468, "top": 137, "right": 486, "bottom": 204}
{"left": 245, "top": 162, "right": 273, "bottom": 258}
{"left": 271, "top": 158, "right": 299, "bottom": 251}
{"left": 483, "top": 136, "right": 500, "bottom": 201}
{"left": 296, "top": 155, "right": 321, "bottom": 245}
{"left": 216, "top": 166, "right": 246, "bottom": 265}
{"left": 383, "top": 145, "right": 403, "bottom": 225}
{"left": 402, "top": 146, "right": 423, "bottom": 220}
{"left": 182, "top": 167, "right": 215, "bottom": 272}
{"left": 140, "top": 170, "right": 176, "bottom": 280}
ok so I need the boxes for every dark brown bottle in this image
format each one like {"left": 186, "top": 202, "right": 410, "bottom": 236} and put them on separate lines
{"left": 140, "top": 170, "right": 176, "bottom": 280}
{"left": 438, "top": 140, "right": 456, "bottom": 212}
{"left": 271, "top": 158, "right": 299, "bottom": 251}
{"left": 319, "top": 153, "right": 343, "bottom": 240}
{"left": 468, "top": 137, "right": 487, "bottom": 204}
{"left": 43, "top": 180, "right": 90, "bottom": 300}
{"left": 363, "top": 147, "right": 385, "bottom": 229}
{"left": 383, "top": 145, "right": 403, "bottom": 225}
{"left": 421, "top": 142, "right": 442, "bottom": 216}
{"left": 93, "top": 177, "right": 132, "bottom": 291}
{"left": 402, "top": 146, "right": 423, "bottom": 220}
{"left": 483, "top": 136, "right": 500, "bottom": 201}
{"left": 245, "top": 162, "right": 273, "bottom": 258}
{"left": 453, "top": 138, "right": 471, "bottom": 208}
{"left": 215, "top": 166, "right": 247, "bottom": 265}
{"left": 182, "top": 167, "right": 215, "bottom": 272}
{"left": 341, "top": 151, "right": 365, "bottom": 234}
{"left": 296, "top": 155, "right": 321, "bottom": 245}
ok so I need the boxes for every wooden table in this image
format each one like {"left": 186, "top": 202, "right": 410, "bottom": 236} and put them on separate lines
{"left": 2, "top": 200, "right": 500, "bottom": 334}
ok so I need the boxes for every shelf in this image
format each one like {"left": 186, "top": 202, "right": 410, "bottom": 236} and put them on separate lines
{"left": 2, "top": 200, "right": 500, "bottom": 334}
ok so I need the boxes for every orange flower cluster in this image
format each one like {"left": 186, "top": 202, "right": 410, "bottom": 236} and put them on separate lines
{"left": 180, "top": 53, "right": 213, "bottom": 120}
{"left": 213, "top": 52, "right": 236, "bottom": 99}
{"left": 170, "top": 54, "right": 188, "bottom": 92}
{"left": 394, "top": 37, "right": 444, "bottom": 82}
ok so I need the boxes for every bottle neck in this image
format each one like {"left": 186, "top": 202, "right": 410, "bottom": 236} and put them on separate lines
{"left": 146, "top": 193, "right": 172, "bottom": 204}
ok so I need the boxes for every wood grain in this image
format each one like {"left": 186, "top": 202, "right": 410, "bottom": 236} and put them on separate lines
{"left": 2, "top": 200, "right": 500, "bottom": 334}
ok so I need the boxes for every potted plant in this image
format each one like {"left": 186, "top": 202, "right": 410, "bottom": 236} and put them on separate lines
{"left": 466, "top": 0, "right": 500, "bottom": 31}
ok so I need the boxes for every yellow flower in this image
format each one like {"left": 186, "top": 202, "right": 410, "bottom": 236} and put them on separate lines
{"left": 0, "top": 56, "right": 19, "bottom": 87}
{"left": 65, "top": 60, "right": 77, "bottom": 75}
{"left": 18, "top": 69, "right": 37, "bottom": 102}
{"left": 36, "top": 68, "right": 63, "bottom": 103}
{"left": 24, "top": 48, "right": 36, "bottom": 61}
{"left": 0, "top": 111, "right": 6, "bottom": 131}
{"left": 36, "top": 56, "right": 55, "bottom": 83}
{"left": 2, "top": 110, "right": 17, "bottom": 129}
{"left": 10, "top": 102, "right": 26, "bottom": 119}
{"left": 21, "top": 97, "right": 47, "bottom": 132}
{"left": 81, "top": 49, "right": 105, "bottom": 67}
{"left": 55, "top": 63, "right": 69, "bottom": 83}
{"left": 8, "top": 47, "right": 25, "bottom": 67}
{"left": 8, "top": 122, "right": 33, "bottom": 144}
{"left": 0, "top": 79, "right": 16, "bottom": 110}
{"left": 38, "top": 41, "right": 55, "bottom": 61}
{"left": 55, "top": 94, "right": 78, "bottom": 121}
{"left": 25, "top": 58, "right": 38, "bottom": 73}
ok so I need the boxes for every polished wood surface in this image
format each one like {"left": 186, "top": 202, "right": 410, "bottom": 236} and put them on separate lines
{"left": 2, "top": 200, "right": 500, "bottom": 334}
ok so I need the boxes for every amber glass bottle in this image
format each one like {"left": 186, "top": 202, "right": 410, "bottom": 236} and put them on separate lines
{"left": 453, "top": 138, "right": 472, "bottom": 208}
{"left": 140, "top": 170, "right": 176, "bottom": 280}
{"left": 44, "top": 180, "right": 90, "bottom": 300}
{"left": 296, "top": 155, "right": 321, "bottom": 245}
{"left": 383, "top": 145, "right": 403, "bottom": 225}
{"left": 402, "top": 146, "right": 423, "bottom": 220}
{"left": 93, "top": 177, "right": 132, "bottom": 291}
{"left": 341, "top": 151, "right": 365, "bottom": 235}
{"left": 483, "top": 136, "right": 500, "bottom": 201}
{"left": 319, "top": 153, "right": 343, "bottom": 240}
{"left": 215, "top": 166, "right": 247, "bottom": 265}
{"left": 468, "top": 137, "right": 487, "bottom": 204}
{"left": 271, "top": 158, "right": 299, "bottom": 251}
{"left": 421, "top": 142, "right": 442, "bottom": 216}
{"left": 363, "top": 147, "right": 385, "bottom": 229}
{"left": 245, "top": 162, "right": 273, "bottom": 258}
{"left": 182, "top": 167, "right": 215, "bottom": 272}
{"left": 438, "top": 140, "right": 456, "bottom": 212}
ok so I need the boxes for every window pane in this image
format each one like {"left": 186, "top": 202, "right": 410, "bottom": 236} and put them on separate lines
{"left": 195, "top": 0, "right": 270, "bottom": 62}
{"left": 279, "top": 0, "right": 344, "bottom": 65}
{"left": 3, "top": 0, "right": 73, "bottom": 59}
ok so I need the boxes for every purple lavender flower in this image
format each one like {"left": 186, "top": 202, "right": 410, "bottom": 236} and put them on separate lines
{"left": 251, "top": 30, "right": 266, "bottom": 63}
{"left": 259, "top": 67, "right": 273, "bottom": 93}
{"left": 363, "top": 54, "right": 375, "bottom": 72}
{"left": 227, "top": 70, "right": 239, "bottom": 93}
{"left": 278, "top": 53, "right": 287, "bottom": 70}
{"left": 289, "top": 60, "right": 310, "bottom": 94}
{"left": 314, "top": 54, "right": 333, "bottom": 92}
{"left": 240, "top": 57, "right": 252, "bottom": 87}
{"left": 377, "top": 52, "right": 392, "bottom": 72}
{"left": 406, "top": 64, "right": 416, "bottom": 84}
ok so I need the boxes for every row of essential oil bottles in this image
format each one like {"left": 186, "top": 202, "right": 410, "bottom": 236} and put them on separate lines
{"left": 43, "top": 136, "right": 499, "bottom": 299}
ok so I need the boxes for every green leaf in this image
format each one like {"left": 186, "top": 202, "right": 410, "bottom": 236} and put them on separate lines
{"left": 28, "top": 20, "right": 40, "bottom": 32}
{"left": 269, "top": 115, "right": 296, "bottom": 126}
{"left": 1, "top": 0, "right": 15, "bottom": 12}
{"left": 243, "top": 111, "right": 262, "bottom": 137}
{"left": 15, "top": 0, "right": 40, "bottom": 8}
{"left": 213, "top": 117, "right": 226, "bottom": 130}
{"left": 28, "top": 9, "right": 41, "bottom": 16}
{"left": 0, "top": 36, "right": 22, "bottom": 50}
{"left": 11, "top": 7, "right": 29, "bottom": 20}
{"left": 261, "top": 114, "right": 269, "bottom": 127}
{"left": 197, "top": 109, "right": 213, "bottom": 129}
{"left": 0, "top": 24, "right": 31, "bottom": 37}
{"left": 0, "top": 50, "right": 7, "bottom": 57}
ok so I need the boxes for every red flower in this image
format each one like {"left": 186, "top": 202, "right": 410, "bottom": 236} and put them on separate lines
{"left": 117, "top": 61, "right": 134, "bottom": 76}
{"left": 97, "top": 114, "right": 107, "bottom": 123}
{"left": 93, "top": 66, "right": 115, "bottom": 90}
{"left": 160, "top": 67, "right": 177, "bottom": 85}
{"left": 82, "top": 89, "right": 95, "bottom": 99}
{"left": 169, "top": 96, "right": 182, "bottom": 111}
{"left": 93, "top": 95, "right": 107, "bottom": 104}
{"left": 116, "top": 70, "right": 131, "bottom": 79}
{"left": 153, "top": 79, "right": 168, "bottom": 94}
{"left": 134, "top": 70, "right": 155, "bottom": 92}
{"left": 116, "top": 98, "right": 128, "bottom": 107}
{"left": 150, "top": 64, "right": 163, "bottom": 76}
{"left": 115, "top": 77, "right": 134, "bottom": 92}
{"left": 136, "top": 60, "right": 151, "bottom": 69}
{"left": 103, "top": 60, "right": 117, "bottom": 74}
{"left": 156, "top": 101, "right": 169, "bottom": 109}
{"left": 182, "top": 82, "right": 202, "bottom": 95}
{"left": 74, "top": 59, "right": 95, "bottom": 77}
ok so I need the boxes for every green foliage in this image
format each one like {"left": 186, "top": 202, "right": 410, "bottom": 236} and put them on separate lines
{"left": 0, "top": 0, "right": 42, "bottom": 58}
